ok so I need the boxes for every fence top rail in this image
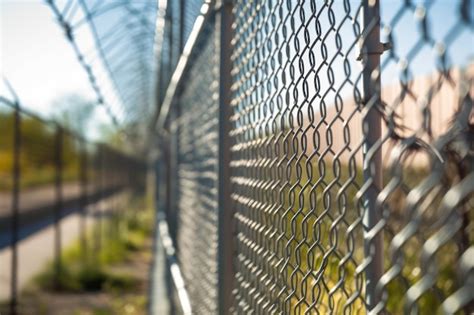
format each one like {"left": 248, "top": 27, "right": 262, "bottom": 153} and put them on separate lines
{"left": 153, "top": 0, "right": 214, "bottom": 134}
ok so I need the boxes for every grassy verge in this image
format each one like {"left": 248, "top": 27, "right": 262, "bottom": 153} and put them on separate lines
{"left": 20, "top": 194, "right": 154, "bottom": 315}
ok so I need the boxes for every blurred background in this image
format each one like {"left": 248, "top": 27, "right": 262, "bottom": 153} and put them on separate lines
{"left": 1, "top": 0, "right": 156, "bottom": 314}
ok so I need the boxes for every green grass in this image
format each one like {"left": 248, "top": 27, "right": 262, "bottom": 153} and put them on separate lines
{"left": 268, "top": 156, "right": 469, "bottom": 314}
{"left": 31, "top": 195, "right": 153, "bottom": 295}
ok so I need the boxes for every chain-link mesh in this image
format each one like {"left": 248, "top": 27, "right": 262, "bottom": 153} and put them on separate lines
{"left": 168, "top": 20, "right": 220, "bottom": 315}
{"left": 156, "top": 0, "right": 473, "bottom": 314}
{"left": 373, "top": 1, "right": 473, "bottom": 314}
{"left": 229, "top": 1, "right": 473, "bottom": 314}
{"left": 231, "top": 1, "right": 365, "bottom": 313}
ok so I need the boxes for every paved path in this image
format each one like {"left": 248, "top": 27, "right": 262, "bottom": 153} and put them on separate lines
{"left": 0, "top": 184, "right": 121, "bottom": 249}
{"left": 0, "top": 192, "right": 126, "bottom": 302}
{"left": 0, "top": 182, "right": 89, "bottom": 217}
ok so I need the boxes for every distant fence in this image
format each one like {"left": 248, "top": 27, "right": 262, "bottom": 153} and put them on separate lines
{"left": 154, "top": 0, "right": 473, "bottom": 314}
{"left": 0, "top": 90, "right": 146, "bottom": 315}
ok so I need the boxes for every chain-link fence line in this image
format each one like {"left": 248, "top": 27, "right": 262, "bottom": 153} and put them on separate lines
{"left": 154, "top": 0, "right": 473, "bottom": 314}
{"left": 0, "top": 86, "right": 147, "bottom": 315}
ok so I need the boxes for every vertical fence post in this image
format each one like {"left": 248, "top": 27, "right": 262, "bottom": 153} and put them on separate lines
{"left": 104, "top": 147, "right": 111, "bottom": 241}
{"left": 54, "top": 125, "right": 63, "bottom": 289}
{"left": 10, "top": 101, "right": 21, "bottom": 315}
{"left": 217, "top": 0, "right": 234, "bottom": 313}
{"left": 167, "top": 1, "right": 174, "bottom": 80}
{"left": 169, "top": 115, "right": 179, "bottom": 246}
{"left": 163, "top": 137, "right": 177, "bottom": 315}
{"left": 361, "top": 0, "right": 384, "bottom": 312}
{"left": 96, "top": 144, "right": 103, "bottom": 260}
{"left": 92, "top": 144, "right": 100, "bottom": 263}
{"left": 111, "top": 149, "right": 118, "bottom": 238}
{"left": 79, "top": 138, "right": 88, "bottom": 263}
{"left": 179, "top": 0, "right": 186, "bottom": 53}
{"left": 170, "top": 0, "right": 185, "bottom": 239}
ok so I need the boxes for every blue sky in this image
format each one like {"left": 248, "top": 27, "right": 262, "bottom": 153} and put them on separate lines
{"left": 0, "top": 0, "right": 117, "bottom": 139}
{"left": 380, "top": 0, "right": 473, "bottom": 82}
{"left": 1, "top": 0, "right": 472, "bottom": 137}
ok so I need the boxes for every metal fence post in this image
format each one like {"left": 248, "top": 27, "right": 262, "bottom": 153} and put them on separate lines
{"left": 10, "top": 101, "right": 21, "bottom": 315}
{"left": 217, "top": 0, "right": 234, "bottom": 313}
{"left": 162, "top": 137, "right": 178, "bottom": 315}
{"left": 97, "top": 144, "right": 103, "bottom": 259}
{"left": 179, "top": 0, "right": 186, "bottom": 53}
{"left": 79, "top": 138, "right": 88, "bottom": 263}
{"left": 167, "top": 1, "right": 174, "bottom": 80}
{"left": 361, "top": 0, "right": 384, "bottom": 312}
{"left": 54, "top": 125, "right": 63, "bottom": 289}
{"left": 167, "top": 0, "right": 180, "bottom": 241}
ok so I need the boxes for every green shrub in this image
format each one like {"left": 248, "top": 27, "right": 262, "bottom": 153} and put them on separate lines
{"left": 31, "top": 195, "right": 153, "bottom": 295}
{"left": 76, "top": 265, "right": 108, "bottom": 291}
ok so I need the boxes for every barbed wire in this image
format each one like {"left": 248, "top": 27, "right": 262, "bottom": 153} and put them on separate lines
{"left": 44, "top": 0, "right": 159, "bottom": 130}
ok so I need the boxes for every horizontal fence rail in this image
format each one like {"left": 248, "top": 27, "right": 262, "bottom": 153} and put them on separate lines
{"left": 154, "top": 0, "right": 474, "bottom": 314}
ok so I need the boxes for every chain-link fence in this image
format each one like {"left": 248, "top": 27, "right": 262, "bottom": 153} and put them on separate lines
{"left": 0, "top": 87, "right": 147, "bottom": 314}
{"left": 154, "top": 0, "right": 473, "bottom": 314}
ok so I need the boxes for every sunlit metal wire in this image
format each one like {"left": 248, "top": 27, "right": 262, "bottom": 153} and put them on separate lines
{"left": 171, "top": 20, "right": 220, "bottom": 315}
{"left": 157, "top": 0, "right": 473, "bottom": 314}
{"left": 229, "top": 1, "right": 473, "bottom": 314}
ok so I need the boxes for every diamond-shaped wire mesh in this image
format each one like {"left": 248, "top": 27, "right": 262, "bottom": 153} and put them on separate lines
{"left": 229, "top": 1, "right": 473, "bottom": 314}
{"left": 230, "top": 1, "right": 367, "bottom": 313}
{"left": 158, "top": 0, "right": 473, "bottom": 314}
{"left": 373, "top": 1, "right": 474, "bottom": 314}
{"left": 168, "top": 20, "right": 220, "bottom": 315}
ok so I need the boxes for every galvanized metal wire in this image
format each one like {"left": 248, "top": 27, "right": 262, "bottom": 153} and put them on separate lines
{"left": 228, "top": 1, "right": 473, "bottom": 314}
{"left": 44, "top": 0, "right": 158, "bottom": 128}
{"left": 168, "top": 20, "right": 220, "bottom": 315}
{"left": 372, "top": 1, "right": 474, "bottom": 314}
{"left": 230, "top": 1, "right": 367, "bottom": 313}
{"left": 157, "top": 0, "right": 473, "bottom": 314}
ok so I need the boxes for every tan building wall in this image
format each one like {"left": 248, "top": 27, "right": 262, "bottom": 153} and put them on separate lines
{"left": 300, "top": 64, "right": 473, "bottom": 169}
